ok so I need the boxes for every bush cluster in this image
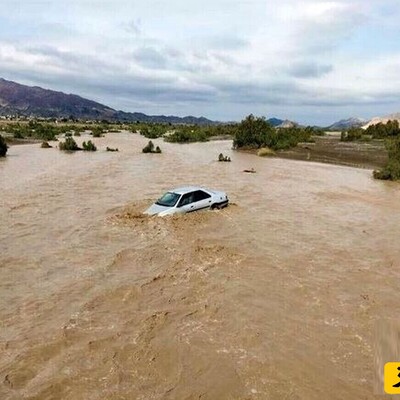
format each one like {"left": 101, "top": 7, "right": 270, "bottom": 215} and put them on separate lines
{"left": 164, "top": 126, "right": 209, "bottom": 143}
{"left": 233, "top": 114, "right": 314, "bottom": 150}
{"left": 90, "top": 127, "right": 104, "bottom": 137}
{"left": 373, "top": 137, "right": 400, "bottom": 181}
{"left": 164, "top": 124, "right": 237, "bottom": 143}
{"left": 82, "top": 140, "right": 97, "bottom": 151}
{"left": 341, "top": 120, "right": 400, "bottom": 143}
{"left": 341, "top": 127, "right": 364, "bottom": 142}
{"left": 139, "top": 124, "right": 169, "bottom": 139}
{"left": 59, "top": 137, "right": 80, "bottom": 151}
{"left": 366, "top": 120, "right": 400, "bottom": 139}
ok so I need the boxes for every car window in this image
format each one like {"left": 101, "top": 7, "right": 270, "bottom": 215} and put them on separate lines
{"left": 178, "top": 192, "right": 195, "bottom": 207}
{"left": 156, "top": 192, "right": 180, "bottom": 207}
{"left": 193, "top": 190, "right": 211, "bottom": 202}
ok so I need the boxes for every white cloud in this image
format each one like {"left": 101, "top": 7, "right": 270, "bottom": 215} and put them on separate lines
{"left": 0, "top": 0, "right": 399, "bottom": 124}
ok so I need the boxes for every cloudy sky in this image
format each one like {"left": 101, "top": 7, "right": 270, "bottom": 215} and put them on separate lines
{"left": 0, "top": 0, "right": 400, "bottom": 124}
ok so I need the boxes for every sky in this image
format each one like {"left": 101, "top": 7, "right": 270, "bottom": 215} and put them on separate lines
{"left": 0, "top": 0, "right": 400, "bottom": 125}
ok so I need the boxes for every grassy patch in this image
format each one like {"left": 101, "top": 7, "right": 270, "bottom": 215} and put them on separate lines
{"left": 257, "top": 147, "right": 275, "bottom": 157}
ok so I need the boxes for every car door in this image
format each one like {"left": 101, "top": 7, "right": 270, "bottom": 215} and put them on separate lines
{"left": 176, "top": 191, "right": 196, "bottom": 213}
{"left": 191, "top": 190, "right": 212, "bottom": 211}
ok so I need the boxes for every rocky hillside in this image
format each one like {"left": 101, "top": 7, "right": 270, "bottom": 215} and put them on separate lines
{"left": 328, "top": 117, "right": 367, "bottom": 130}
{"left": 362, "top": 113, "right": 400, "bottom": 129}
{"left": 0, "top": 78, "right": 214, "bottom": 124}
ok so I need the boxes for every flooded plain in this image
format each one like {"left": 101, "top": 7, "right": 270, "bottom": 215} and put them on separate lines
{"left": 1, "top": 132, "right": 400, "bottom": 399}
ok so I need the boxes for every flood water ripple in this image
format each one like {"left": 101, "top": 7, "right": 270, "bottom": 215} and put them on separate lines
{"left": 1, "top": 132, "right": 400, "bottom": 399}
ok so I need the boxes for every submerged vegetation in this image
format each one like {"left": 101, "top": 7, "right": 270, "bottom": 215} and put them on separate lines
{"left": 138, "top": 124, "right": 169, "bottom": 139}
{"left": 142, "top": 140, "right": 162, "bottom": 153}
{"left": 0, "top": 134, "right": 8, "bottom": 157}
{"left": 218, "top": 153, "right": 231, "bottom": 162}
{"left": 0, "top": 120, "right": 119, "bottom": 142}
{"left": 82, "top": 140, "right": 97, "bottom": 151}
{"left": 165, "top": 124, "right": 237, "bottom": 143}
{"left": 3, "top": 117, "right": 399, "bottom": 181}
{"left": 59, "top": 137, "right": 80, "bottom": 151}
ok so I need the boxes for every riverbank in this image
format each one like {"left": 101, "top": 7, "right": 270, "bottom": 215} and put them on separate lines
{"left": 239, "top": 133, "right": 388, "bottom": 170}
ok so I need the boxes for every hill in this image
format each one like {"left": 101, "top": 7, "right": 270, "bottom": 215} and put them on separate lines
{"left": 328, "top": 117, "right": 367, "bottom": 131}
{"left": 362, "top": 113, "right": 400, "bottom": 129}
{"left": 267, "top": 117, "right": 284, "bottom": 127}
{"left": 0, "top": 78, "right": 214, "bottom": 125}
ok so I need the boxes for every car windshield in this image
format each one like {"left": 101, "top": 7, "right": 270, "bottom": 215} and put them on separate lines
{"left": 156, "top": 192, "right": 180, "bottom": 207}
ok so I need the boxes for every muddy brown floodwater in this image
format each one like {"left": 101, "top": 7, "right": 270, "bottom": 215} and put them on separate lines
{"left": 1, "top": 132, "right": 400, "bottom": 399}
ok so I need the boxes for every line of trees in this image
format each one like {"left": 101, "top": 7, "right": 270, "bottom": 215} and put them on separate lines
{"left": 233, "top": 114, "right": 317, "bottom": 150}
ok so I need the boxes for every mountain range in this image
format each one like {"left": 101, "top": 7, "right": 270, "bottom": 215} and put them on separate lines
{"left": 0, "top": 78, "right": 214, "bottom": 125}
{"left": 1, "top": 77, "right": 398, "bottom": 129}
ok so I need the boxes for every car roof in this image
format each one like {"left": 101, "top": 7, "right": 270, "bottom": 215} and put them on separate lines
{"left": 170, "top": 186, "right": 209, "bottom": 195}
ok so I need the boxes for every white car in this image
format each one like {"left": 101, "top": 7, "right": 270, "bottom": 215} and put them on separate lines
{"left": 144, "top": 186, "right": 229, "bottom": 216}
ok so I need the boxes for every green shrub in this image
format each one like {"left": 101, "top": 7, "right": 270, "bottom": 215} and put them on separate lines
{"left": 13, "top": 131, "right": 24, "bottom": 139}
{"left": 91, "top": 126, "right": 104, "bottom": 137}
{"left": 0, "top": 134, "right": 8, "bottom": 157}
{"left": 366, "top": 120, "right": 400, "bottom": 139}
{"left": 164, "top": 126, "right": 209, "bottom": 143}
{"left": 41, "top": 141, "right": 52, "bottom": 148}
{"left": 341, "top": 127, "right": 364, "bottom": 142}
{"left": 74, "top": 132, "right": 81, "bottom": 137}
{"left": 65, "top": 132, "right": 73, "bottom": 137}
{"left": 82, "top": 140, "right": 97, "bottom": 151}
{"left": 106, "top": 147, "right": 119, "bottom": 152}
{"left": 233, "top": 115, "right": 273, "bottom": 148}
{"left": 155, "top": 146, "right": 162, "bottom": 153}
{"left": 373, "top": 137, "right": 400, "bottom": 180}
{"left": 140, "top": 124, "right": 168, "bottom": 139}
{"left": 59, "top": 137, "right": 80, "bottom": 151}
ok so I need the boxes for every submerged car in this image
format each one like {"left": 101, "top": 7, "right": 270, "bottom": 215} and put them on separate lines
{"left": 144, "top": 186, "right": 229, "bottom": 216}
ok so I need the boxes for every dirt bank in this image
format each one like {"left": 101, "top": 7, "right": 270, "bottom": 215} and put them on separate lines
{"left": 239, "top": 134, "right": 388, "bottom": 169}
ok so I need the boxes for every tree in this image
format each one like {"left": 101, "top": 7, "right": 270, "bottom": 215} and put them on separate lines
{"left": 233, "top": 114, "right": 274, "bottom": 149}
{"left": 373, "top": 137, "right": 400, "bottom": 180}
